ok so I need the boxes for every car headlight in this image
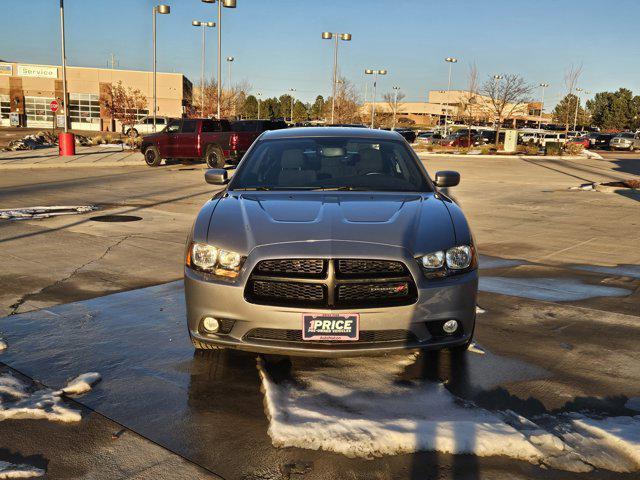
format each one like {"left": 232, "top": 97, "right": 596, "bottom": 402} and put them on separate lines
{"left": 187, "top": 242, "right": 244, "bottom": 278}
{"left": 417, "top": 245, "right": 476, "bottom": 277}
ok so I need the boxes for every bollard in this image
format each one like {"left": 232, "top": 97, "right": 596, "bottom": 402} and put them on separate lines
{"left": 58, "top": 132, "right": 76, "bottom": 156}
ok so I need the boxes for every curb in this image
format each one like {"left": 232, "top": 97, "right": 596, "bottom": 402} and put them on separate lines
{"left": 0, "top": 161, "right": 145, "bottom": 170}
{"left": 416, "top": 152, "right": 590, "bottom": 160}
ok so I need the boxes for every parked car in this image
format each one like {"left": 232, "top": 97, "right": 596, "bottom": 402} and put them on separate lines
{"left": 540, "top": 132, "right": 567, "bottom": 146}
{"left": 569, "top": 136, "right": 590, "bottom": 148}
{"left": 123, "top": 116, "right": 171, "bottom": 137}
{"left": 438, "top": 131, "right": 478, "bottom": 147}
{"left": 416, "top": 132, "right": 443, "bottom": 144}
{"left": 610, "top": 132, "right": 640, "bottom": 151}
{"left": 394, "top": 128, "right": 417, "bottom": 143}
{"left": 587, "top": 132, "right": 615, "bottom": 149}
{"left": 231, "top": 119, "right": 288, "bottom": 132}
{"left": 140, "top": 118, "right": 258, "bottom": 167}
{"left": 185, "top": 127, "right": 478, "bottom": 356}
{"left": 519, "top": 132, "right": 543, "bottom": 144}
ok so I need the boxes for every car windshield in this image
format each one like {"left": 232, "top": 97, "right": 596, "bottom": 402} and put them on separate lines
{"left": 230, "top": 137, "right": 432, "bottom": 192}
{"left": 618, "top": 133, "right": 634, "bottom": 138}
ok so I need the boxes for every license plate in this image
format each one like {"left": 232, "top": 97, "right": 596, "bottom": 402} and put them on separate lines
{"left": 302, "top": 313, "right": 359, "bottom": 341}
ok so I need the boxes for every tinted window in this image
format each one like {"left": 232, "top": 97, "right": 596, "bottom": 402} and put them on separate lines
{"left": 230, "top": 137, "right": 431, "bottom": 192}
{"left": 165, "top": 121, "right": 180, "bottom": 133}
{"left": 182, "top": 120, "right": 197, "bottom": 133}
{"left": 202, "top": 120, "right": 221, "bottom": 132}
{"left": 231, "top": 121, "right": 257, "bottom": 132}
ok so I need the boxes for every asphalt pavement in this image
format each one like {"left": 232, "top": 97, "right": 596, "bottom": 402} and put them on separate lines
{"left": 0, "top": 150, "right": 639, "bottom": 479}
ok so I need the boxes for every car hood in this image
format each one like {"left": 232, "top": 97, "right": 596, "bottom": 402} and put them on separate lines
{"left": 196, "top": 192, "right": 457, "bottom": 256}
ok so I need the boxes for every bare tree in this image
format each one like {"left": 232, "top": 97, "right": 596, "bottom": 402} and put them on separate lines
{"left": 324, "top": 77, "right": 361, "bottom": 124}
{"left": 101, "top": 81, "right": 147, "bottom": 147}
{"left": 383, "top": 90, "right": 406, "bottom": 129}
{"left": 457, "top": 62, "right": 479, "bottom": 146}
{"left": 481, "top": 74, "right": 533, "bottom": 147}
{"left": 563, "top": 63, "right": 583, "bottom": 133}
{"left": 189, "top": 79, "right": 252, "bottom": 119}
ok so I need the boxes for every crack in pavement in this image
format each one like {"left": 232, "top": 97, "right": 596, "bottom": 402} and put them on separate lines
{"left": 8, "top": 234, "right": 134, "bottom": 315}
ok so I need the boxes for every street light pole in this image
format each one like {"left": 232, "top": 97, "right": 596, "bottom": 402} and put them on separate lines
{"left": 226, "top": 56, "right": 234, "bottom": 90}
{"left": 322, "top": 31, "right": 352, "bottom": 124}
{"left": 59, "top": 0, "right": 68, "bottom": 133}
{"left": 193, "top": 20, "right": 215, "bottom": 117}
{"left": 365, "top": 69, "right": 387, "bottom": 129}
{"left": 444, "top": 57, "right": 458, "bottom": 136}
{"left": 573, "top": 87, "right": 584, "bottom": 131}
{"left": 202, "top": 0, "right": 236, "bottom": 119}
{"left": 289, "top": 88, "right": 296, "bottom": 123}
{"left": 152, "top": 4, "right": 170, "bottom": 132}
{"left": 256, "top": 92, "right": 261, "bottom": 120}
{"left": 538, "top": 82, "right": 549, "bottom": 130}
{"left": 392, "top": 85, "right": 400, "bottom": 130}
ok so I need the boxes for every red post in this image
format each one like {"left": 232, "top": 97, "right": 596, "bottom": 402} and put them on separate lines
{"left": 59, "top": 132, "right": 76, "bottom": 156}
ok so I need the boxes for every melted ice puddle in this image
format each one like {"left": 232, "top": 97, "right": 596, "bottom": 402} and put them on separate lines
{"left": 258, "top": 354, "right": 640, "bottom": 473}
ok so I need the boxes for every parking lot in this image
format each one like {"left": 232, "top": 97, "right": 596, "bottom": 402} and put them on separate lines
{"left": 1, "top": 149, "right": 639, "bottom": 479}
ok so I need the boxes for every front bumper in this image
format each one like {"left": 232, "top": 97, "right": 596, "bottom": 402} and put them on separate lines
{"left": 184, "top": 244, "right": 478, "bottom": 357}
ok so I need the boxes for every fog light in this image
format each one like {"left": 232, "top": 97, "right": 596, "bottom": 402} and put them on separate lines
{"left": 202, "top": 316, "right": 220, "bottom": 333}
{"left": 443, "top": 320, "right": 458, "bottom": 334}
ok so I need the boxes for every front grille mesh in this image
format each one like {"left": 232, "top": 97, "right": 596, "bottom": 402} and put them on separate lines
{"left": 337, "top": 259, "right": 405, "bottom": 275}
{"left": 245, "top": 328, "right": 416, "bottom": 344}
{"left": 256, "top": 259, "right": 325, "bottom": 275}
{"left": 253, "top": 280, "right": 324, "bottom": 303}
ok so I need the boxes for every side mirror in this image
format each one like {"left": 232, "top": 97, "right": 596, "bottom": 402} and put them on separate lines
{"left": 205, "top": 168, "right": 228, "bottom": 185}
{"left": 434, "top": 170, "right": 460, "bottom": 188}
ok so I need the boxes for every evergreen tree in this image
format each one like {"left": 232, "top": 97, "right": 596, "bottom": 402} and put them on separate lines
{"left": 552, "top": 93, "right": 589, "bottom": 128}
{"left": 241, "top": 95, "right": 258, "bottom": 119}
{"left": 310, "top": 95, "right": 325, "bottom": 120}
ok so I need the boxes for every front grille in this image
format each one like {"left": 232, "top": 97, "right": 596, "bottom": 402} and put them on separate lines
{"left": 245, "top": 328, "right": 416, "bottom": 344}
{"left": 252, "top": 280, "right": 325, "bottom": 304}
{"left": 337, "top": 259, "right": 405, "bottom": 276}
{"left": 245, "top": 258, "right": 417, "bottom": 309}
{"left": 256, "top": 259, "right": 325, "bottom": 276}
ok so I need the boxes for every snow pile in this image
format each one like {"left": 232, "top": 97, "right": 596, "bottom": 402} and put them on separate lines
{"left": 61, "top": 372, "right": 101, "bottom": 395}
{"left": 0, "top": 206, "right": 96, "bottom": 221}
{"left": 0, "top": 461, "right": 44, "bottom": 479}
{"left": 258, "top": 354, "right": 640, "bottom": 473}
{"left": 258, "top": 354, "right": 543, "bottom": 463}
{"left": 0, "top": 340, "right": 7, "bottom": 351}
{"left": 5, "top": 131, "right": 90, "bottom": 151}
{"left": 0, "top": 372, "right": 100, "bottom": 423}
{"left": 583, "top": 149, "right": 604, "bottom": 159}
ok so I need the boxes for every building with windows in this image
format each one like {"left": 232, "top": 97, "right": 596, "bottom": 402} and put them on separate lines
{"left": 0, "top": 61, "right": 192, "bottom": 131}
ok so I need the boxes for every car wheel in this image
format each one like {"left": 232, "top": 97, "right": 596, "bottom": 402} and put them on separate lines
{"left": 191, "top": 336, "right": 225, "bottom": 351}
{"left": 144, "top": 146, "right": 162, "bottom": 167}
{"left": 204, "top": 146, "right": 225, "bottom": 169}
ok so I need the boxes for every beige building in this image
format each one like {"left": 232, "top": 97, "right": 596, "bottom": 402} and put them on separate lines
{"left": 364, "top": 90, "right": 550, "bottom": 127}
{"left": 0, "top": 61, "right": 192, "bottom": 131}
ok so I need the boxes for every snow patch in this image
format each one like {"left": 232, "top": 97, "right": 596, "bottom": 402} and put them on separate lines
{"left": 479, "top": 277, "right": 631, "bottom": 301}
{"left": 0, "top": 461, "right": 44, "bottom": 479}
{"left": 0, "top": 373, "right": 81, "bottom": 423}
{"left": 583, "top": 150, "right": 603, "bottom": 159}
{"left": 0, "top": 206, "right": 96, "bottom": 221}
{"left": 468, "top": 343, "right": 486, "bottom": 355}
{"left": 61, "top": 372, "right": 101, "bottom": 395}
{"left": 0, "top": 340, "right": 6, "bottom": 351}
{"left": 475, "top": 306, "right": 486, "bottom": 314}
{"left": 258, "top": 355, "right": 640, "bottom": 473}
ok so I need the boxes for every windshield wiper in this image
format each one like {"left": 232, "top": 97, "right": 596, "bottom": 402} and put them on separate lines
{"left": 309, "top": 186, "right": 370, "bottom": 191}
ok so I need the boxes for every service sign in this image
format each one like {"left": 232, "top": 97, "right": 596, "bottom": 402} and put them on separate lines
{"left": 0, "top": 64, "right": 12, "bottom": 75}
{"left": 17, "top": 64, "right": 58, "bottom": 79}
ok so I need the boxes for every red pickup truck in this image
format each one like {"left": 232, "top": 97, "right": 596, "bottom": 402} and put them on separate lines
{"left": 141, "top": 118, "right": 259, "bottom": 167}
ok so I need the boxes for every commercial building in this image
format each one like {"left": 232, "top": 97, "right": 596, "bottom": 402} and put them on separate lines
{"left": 363, "top": 89, "right": 551, "bottom": 127}
{"left": 0, "top": 61, "right": 192, "bottom": 131}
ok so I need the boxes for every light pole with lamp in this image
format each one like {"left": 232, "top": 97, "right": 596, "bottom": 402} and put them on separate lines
{"left": 443, "top": 57, "right": 458, "bottom": 136}
{"left": 226, "top": 56, "right": 234, "bottom": 89}
{"left": 537, "top": 82, "right": 549, "bottom": 130}
{"left": 152, "top": 4, "right": 170, "bottom": 132}
{"left": 202, "top": 0, "right": 237, "bottom": 119}
{"left": 392, "top": 85, "right": 400, "bottom": 130}
{"left": 573, "top": 88, "right": 589, "bottom": 132}
{"left": 492, "top": 74, "right": 504, "bottom": 130}
{"left": 365, "top": 69, "right": 387, "bottom": 128}
{"left": 289, "top": 88, "right": 296, "bottom": 123}
{"left": 192, "top": 20, "right": 215, "bottom": 117}
{"left": 256, "top": 92, "right": 261, "bottom": 119}
{"left": 321, "top": 31, "right": 352, "bottom": 124}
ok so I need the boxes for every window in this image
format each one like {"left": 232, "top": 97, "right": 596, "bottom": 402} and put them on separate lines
{"left": 25, "top": 96, "right": 54, "bottom": 124}
{"left": 231, "top": 137, "right": 432, "bottom": 192}
{"left": 124, "top": 108, "right": 149, "bottom": 122}
{"left": 69, "top": 93, "right": 100, "bottom": 124}
{"left": 181, "top": 120, "right": 197, "bottom": 133}
{"left": 202, "top": 120, "right": 221, "bottom": 132}
{"left": 0, "top": 95, "right": 9, "bottom": 120}
{"left": 165, "top": 120, "right": 181, "bottom": 133}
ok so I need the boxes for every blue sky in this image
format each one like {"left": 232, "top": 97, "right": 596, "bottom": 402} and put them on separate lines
{"left": 3, "top": 0, "right": 640, "bottom": 107}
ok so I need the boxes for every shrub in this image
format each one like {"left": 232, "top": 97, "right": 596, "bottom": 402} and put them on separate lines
{"left": 91, "top": 135, "right": 105, "bottom": 145}
{"left": 480, "top": 146, "right": 493, "bottom": 155}
{"left": 564, "top": 143, "right": 584, "bottom": 156}
{"left": 525, "top": 144, "right": 539, "bottom": 155}
{"left": 546, "top": 142, "right": 562, "bottom": 156}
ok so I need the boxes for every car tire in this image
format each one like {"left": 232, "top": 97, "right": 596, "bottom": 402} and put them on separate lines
{"left": 204, "top": 146, "right": 225, "bottom": 169}
{"left": 191, "top": 336, "right": 225, "bottom": 351}
{"left": 144, "top": 146, "right": 162, "bottom": 167}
